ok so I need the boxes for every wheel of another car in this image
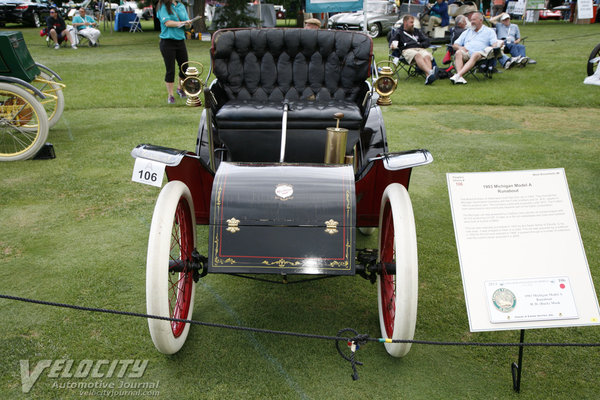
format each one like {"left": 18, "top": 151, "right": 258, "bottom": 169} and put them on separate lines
{"left": 146, "top": 180, "right": 196, "bottom": 354}
{"left": 31, "top": 13, "right": 41, "bottom": 28}
{"left": 376, "top": 183, "right": 418, "bottom": 358}
{"left": 587, "top": 43, "right": 600, "bottom": 76}
{"left": 0, "top": 83, "right": 49, "bottom": 161}
{"left": 369, "top": 23, "right": 381, "bottom": 38}
{"left": 31, "top": 71, "right": 65, "bottom": 129}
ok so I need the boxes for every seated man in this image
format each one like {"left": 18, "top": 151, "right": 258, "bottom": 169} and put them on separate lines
{"left": 496, "top": 13, "right": 536, "bottom": 69}
{"left": 451, "top": 12, "right": 502, "bottom": 84}
{"left": 72, "top": 7, "right": 101, "bottom": 47}
{"left": 427, "top": 0, "right": 450, "bottom": 34}
{"left": 442, "top": 14, "right": 468, "bottom": 64}
{"left": 389, "top": 15, "right": 438, "bottom": 85}
{"left": 46, "top": 8, "right": 76, "bottom": 50}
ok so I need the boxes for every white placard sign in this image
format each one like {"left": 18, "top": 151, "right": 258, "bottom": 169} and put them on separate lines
{"left": 447, "top": 169, "right": 600, "bottom": 331}
{"left": 132, "top": 158, "right": 165, "bottom": 188}
{"left": 578, "top": 0, "right": 594, "bottom": 19}
{"left": 511, "top": 0, "right": 526, "bottom": 15}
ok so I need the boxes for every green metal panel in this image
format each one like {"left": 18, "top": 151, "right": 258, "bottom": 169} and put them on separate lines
{"left": 0, "top": 31, "right": 40, "bottom": 82}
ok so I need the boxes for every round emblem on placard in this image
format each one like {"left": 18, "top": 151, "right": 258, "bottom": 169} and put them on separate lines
{"left": 275, "top": 184, "right": 294, "bottom": 201}
{"left": 492, "top": 288, "right": 517, "bottom": 313}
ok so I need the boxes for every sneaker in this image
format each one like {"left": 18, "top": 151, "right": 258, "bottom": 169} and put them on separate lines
{"left": 176, "top": 88, "right": 186, "bottom": 98}
{"left": 450, "top": 74, "right": 459, "bottom": 84}
{"left": 425, "top": 67, "right": 438, "bottom": 85}
{"left": 71, "top": 45, "right": 77, "bottom": 50}
{"left": 54, "top": 43, "right": 60, "bottom": 50}
{"left": 455, "top": 76, "right": 467, "bottom": 85}
{"left": 504, "top": 59, "right": 514, "bottom": 69}
{"left": 528, "top": 59, "right": 537, "bottom": 64}
{"left": 167, "top": 95, "right": 175, "bottom": 104}
{"left": 519, "top": 56, "right": 529, "bottom": 66}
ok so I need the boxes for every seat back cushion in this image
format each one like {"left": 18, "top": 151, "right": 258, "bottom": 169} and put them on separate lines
{"left": 211, "top": 28, "right": 373, "bottom": 103}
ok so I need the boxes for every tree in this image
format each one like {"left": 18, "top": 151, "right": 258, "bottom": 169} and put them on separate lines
{"left": 191, "top": 0, "right": 207, "bottom": 32}
{"left": 212, "top": 0, "right": 260, "bottom": 29}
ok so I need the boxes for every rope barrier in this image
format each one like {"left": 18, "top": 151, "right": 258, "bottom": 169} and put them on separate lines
{"left": 2, "top": 293, "right": 599, "bottom": 380}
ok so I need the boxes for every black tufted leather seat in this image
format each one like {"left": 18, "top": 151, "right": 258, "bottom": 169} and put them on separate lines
{"left": 208, "top": 28, "right": 373, "bottom": 163}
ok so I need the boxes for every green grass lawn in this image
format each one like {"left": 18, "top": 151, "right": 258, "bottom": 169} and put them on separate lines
{"left": 0, "top": 20, "right": 599, "bottom": 399}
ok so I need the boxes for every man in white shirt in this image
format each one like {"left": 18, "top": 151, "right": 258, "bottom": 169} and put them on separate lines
{"left": 450, "top": 12, "right": 503, "bottom": 84}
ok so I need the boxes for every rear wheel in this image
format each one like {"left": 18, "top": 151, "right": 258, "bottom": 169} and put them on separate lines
{"left": 587, "top": 43, "right": 600, "bottom": 76}
{"left": 377, "top": 183, "right": 418, "bottom": 357}
{"left": 147, "top": 181, "right": 196, "bottom": 354}
{"left": 32, "top": 71, "right": 65, "bottom": 129}
{"left": 0, "top": 83, "right": 49, "bottom": 161}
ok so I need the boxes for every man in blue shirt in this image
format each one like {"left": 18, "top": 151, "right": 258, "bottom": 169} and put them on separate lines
{"left": 72, "top": 8, "right": 101, "bottom": 47}
{"left": 426, "top": 0, "right": 449, "bottom": 35}
{"left": 450, "top": 12, "right": 502, "bottom": 84}
{"left": 496, "top": 13, "right": 536, "bottom": 69}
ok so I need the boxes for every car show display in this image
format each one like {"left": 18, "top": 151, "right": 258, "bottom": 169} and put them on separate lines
{"left": 132, "top": 28, "right": 433, "bottom": 357}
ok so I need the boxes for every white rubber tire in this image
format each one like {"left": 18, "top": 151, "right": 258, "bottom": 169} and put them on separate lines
{"left": 358, "top": 227, "right": 376, "bottom": 236}
{"left": 0, "top": 82, "right": 49, "bottom": 161}
{"left": 147, "top": 181, "right": 196, "bottom": 354}
{"left": 376, "top": 183, "right": 418, "bottom": 357}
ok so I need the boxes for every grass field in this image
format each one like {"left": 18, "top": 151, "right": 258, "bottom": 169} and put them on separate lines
{"left": 0, "top": 20, "right": 599, "bottom": 399}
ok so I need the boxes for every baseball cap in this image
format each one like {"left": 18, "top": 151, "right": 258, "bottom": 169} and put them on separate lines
{"left": 500, "top": 14, "right": 510, "bottom": 21}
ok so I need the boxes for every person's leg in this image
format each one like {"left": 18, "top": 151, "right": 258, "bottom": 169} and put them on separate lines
{"left": 413, "top": 53, "right": 433, "bottom": 75}
{"left": 454, "top": 49, "right": 467, "bottom": 73}
{"left": 427, "top": 16, "right": 441, "bottom": 34}
{"left": 49, "top": 28, "right": 58, "bottom": 45}
{"left": 457, "top": 52, "right": 481, "bottom": 76}
{"left": 174, "top": 40, "right": 189, "bottom": 94}
{"left": 160, "top": 39, "right": 177, "bottom": 100}
{"left": 511, "top": 43, "right": 526, "bottom": 58}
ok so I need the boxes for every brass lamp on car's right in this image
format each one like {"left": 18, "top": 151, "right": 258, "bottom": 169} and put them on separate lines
{"left": 180, "top": 61, "right": 204, "bottom": 107}
{"left": 374, "top": 61, "right": 398, "bottom": 106}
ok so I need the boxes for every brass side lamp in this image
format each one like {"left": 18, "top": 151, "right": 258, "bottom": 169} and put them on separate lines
{"left": 374, "top": 60, "right": 398, "bottom": 106}
{"left": 180, "top": 61, "right": 205, "bottom": 107}
{"left": 324, "top": 113, "right": 348, "bottom": 164}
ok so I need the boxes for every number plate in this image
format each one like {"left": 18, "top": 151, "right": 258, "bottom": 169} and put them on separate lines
{"left": 131, "top": 158, "right": 165, "bottom": 187}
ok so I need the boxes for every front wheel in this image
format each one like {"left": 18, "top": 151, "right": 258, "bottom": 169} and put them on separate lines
{"left": 0, "top": 83, "right": 49, "bottom": 161}
{"left": 368, "top": 23, "right": 381, "bottom": 38}
{"left": 376, "top": 183, "right": 418, "bottom": 357}
{"left": 147, "top": 181, "right": 196, "bottom": 354}
{"left": 587, "top": 43, "right": 600, "bottom": 76}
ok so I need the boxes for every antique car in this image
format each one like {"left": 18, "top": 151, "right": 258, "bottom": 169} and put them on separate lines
{"left": 0, "top": 0, "right": 52, "bottom": 27}
{"left": 327, "top": 0, "right": 398, "bottom": 38}
{"left": 1, "top": 31, "right": 65, "bottom": 161}
{"left": 132, "top": 27, "right": 433, "bottom": 357}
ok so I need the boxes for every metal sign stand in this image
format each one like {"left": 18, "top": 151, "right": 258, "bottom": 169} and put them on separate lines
{"left": 100, "top": 0, "right": 114, "bottom": 33}
{"left": 511, "top": 329, "right": 526, "bottom": 393}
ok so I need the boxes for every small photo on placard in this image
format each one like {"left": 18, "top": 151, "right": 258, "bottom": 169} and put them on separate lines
{"left": 485, "top": 277, "right": 578, "bottom": 324}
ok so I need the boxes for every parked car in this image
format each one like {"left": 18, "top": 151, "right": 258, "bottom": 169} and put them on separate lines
{"left": 141, "top": 5, "right": 152, "bottom": 20}
{"left": 327, "top": 0, "right": 398, "bottom": 38}
{"left": 0, "top": 0, "right": 52, "bottom": 27}
{"left": 539, "top": 9, "right": 562, "bottom": 20}
{"left": 273, "top": 4, "right": 285, "bottom": 19}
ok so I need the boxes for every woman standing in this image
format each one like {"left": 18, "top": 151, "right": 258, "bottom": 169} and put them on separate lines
{"left": 157, "top": 0, "right": 191, "bottom": 104}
